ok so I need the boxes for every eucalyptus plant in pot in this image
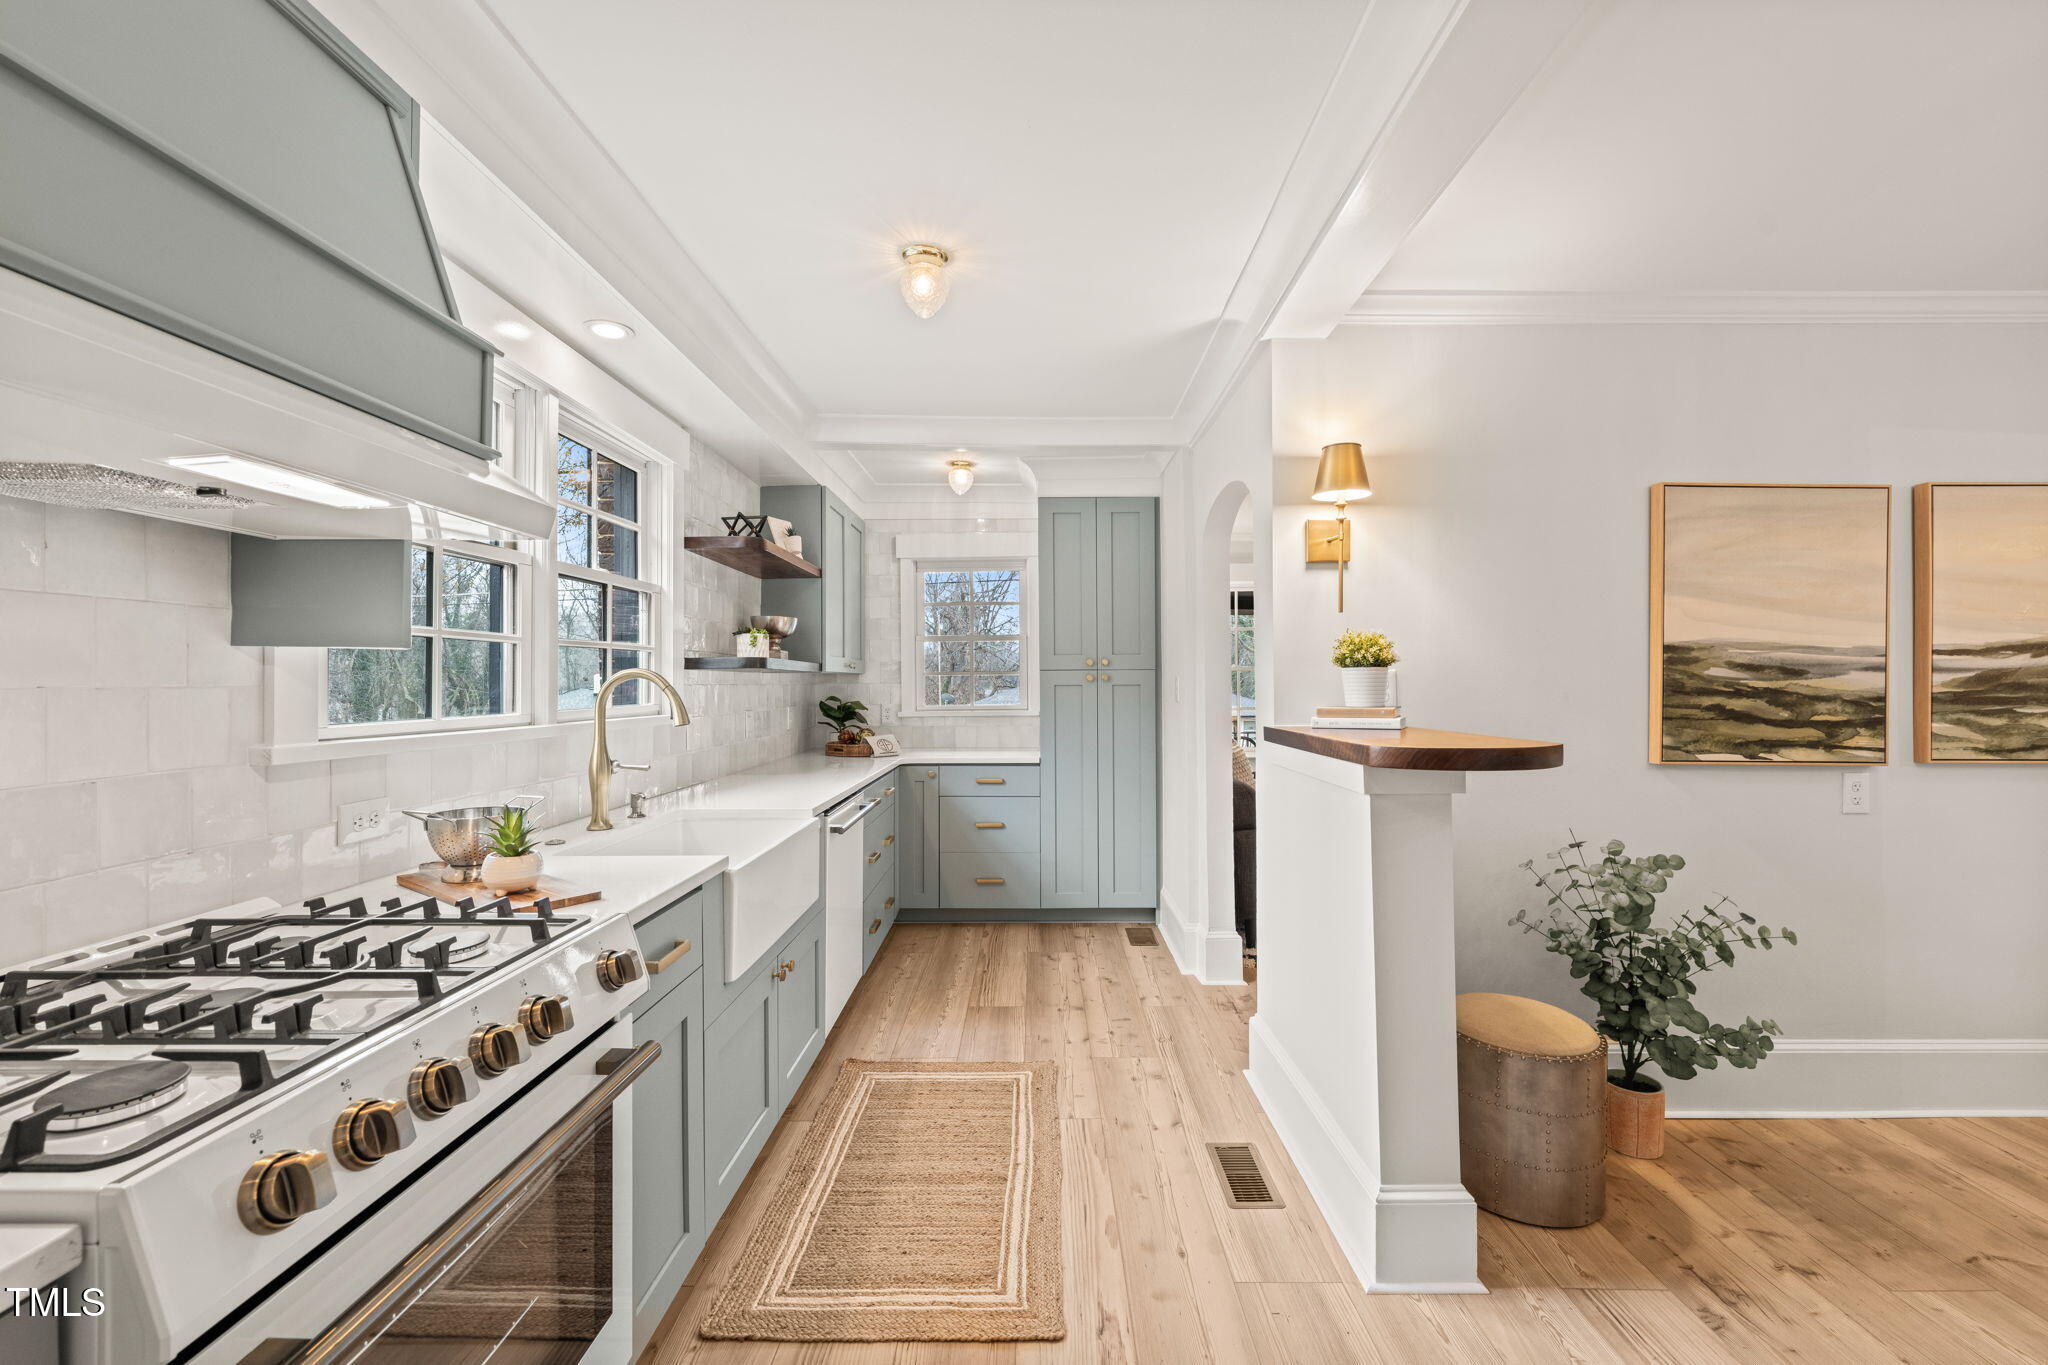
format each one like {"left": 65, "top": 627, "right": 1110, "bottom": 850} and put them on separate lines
{"left": 1331, "top": 629, "right": 1398, "bottom": 707}
{"left": 1514, "top": 837, "right": 1796, "bottom": 1158}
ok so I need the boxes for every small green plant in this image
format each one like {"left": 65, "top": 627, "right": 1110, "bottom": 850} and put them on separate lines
{"left": 1331, "top": 630, "right": 1398, "bottom": 669}
{"left": 738, "top": 627, "right": 768, "bottom": 645}
{"left": 487, "top": 807, "right": 537, "bottom": 859}
{"left": 817, "top": 695, "right": 873, "bottom": 743}
{"left": 1514, "top": 836, "right": 1796, "bottom": 1091}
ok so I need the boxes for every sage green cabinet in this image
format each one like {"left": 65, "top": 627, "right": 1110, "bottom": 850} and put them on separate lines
{"left": 1038, "top": 497, "right": 1157, "bottom": 670}
{"left": 772, "top": 909, "right": 827, "bottom": 1106}
{"left": 1097, "top": 671, "right": 1160, "bottom": 908}
{"left": 703, "top": 966, "right": 776, "bottom": 1222}
{"left": 898, "top": 766, "right": 942, "bottom": 909}
{"left": 760, "top": 484, "right": 866, "bottom": 673}
{"left": 1039, "top": 672, "right": 1103, "bottom": 911}
{"left": 630, "top": 969, "right": 706, "bottom": 1345}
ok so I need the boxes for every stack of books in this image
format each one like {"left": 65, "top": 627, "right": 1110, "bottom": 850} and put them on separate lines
{"left": 1310, "top": 706, "right": 1405, "bottom": 730}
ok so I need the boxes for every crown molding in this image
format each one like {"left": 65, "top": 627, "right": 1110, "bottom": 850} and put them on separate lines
{"left": 1343, "top": 290, "right": 2048, "bottom": 324}
{"left": 812, "top": 411, "right": 1183, "bottom": 451}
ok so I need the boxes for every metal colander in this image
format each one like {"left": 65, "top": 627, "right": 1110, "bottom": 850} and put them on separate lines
{"left": 402, "top": 795, "right": 545, "bottom": 882}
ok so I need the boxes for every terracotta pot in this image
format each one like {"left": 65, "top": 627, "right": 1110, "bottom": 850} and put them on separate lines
{"left": 1604, "top": 1073, "right": 1666, "bottom": 1159}
{"left": 480, "top": 852, "right": 543, "bottom": 895}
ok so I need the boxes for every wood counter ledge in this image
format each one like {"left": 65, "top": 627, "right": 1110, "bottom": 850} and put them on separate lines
{"left": 1263, "top": 724, "right": 1564, "bottom": 772}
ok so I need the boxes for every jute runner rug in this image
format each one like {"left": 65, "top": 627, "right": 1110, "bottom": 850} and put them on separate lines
{"left": 699, "top": 1059, "right": 1065, "bottom": 1342}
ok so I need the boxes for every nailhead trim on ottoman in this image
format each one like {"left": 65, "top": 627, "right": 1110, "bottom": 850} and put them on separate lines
{"left": 1455, "top": 993, "right": 1607, "bottom": 1228}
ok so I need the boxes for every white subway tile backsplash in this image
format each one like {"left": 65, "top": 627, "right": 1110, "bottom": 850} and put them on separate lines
{"left": 330, "top": 755, "right": 387, "bottom": 806}
{"left": 228, "top": 833, "right": 299, "bottom": 905}
{"left": 98, "top": 771, "right": 193, "bottom": 865}
{"left": 148, "top": 688, "right": 235, "bottom": 772}
{"left": 46, "top": 687, "right": 151, "bottom": 782}
{"left": 0, "top": 589, "right": 94, "bottom": 689}
{"left": 95, "top": 597, "right": 188, "bottom": 686}
{"left": 190, "top": 763, "right": 268, "bottom": 845}
{"left": 0, "top": 782, "right": 98, "bottom": 884}
{"left": 42, "top": 863, "right": 149, "bottom": 944}
{"left": 0, "top": 496, "right": 45, "bottom": 591}
{"left": 186, "top": 606, "right": 261, "bottom": 686}
{"left": 0, "top": 690, "right": 48, "bottom": 789}
{"left": 146, "top": 845, "right": 231, "bottom": 924}
{"left": 0, "top": 883, "right": 47, "bottom": 959}
{"left": 264, "top": 762, "right": 330, "bottom": 835}
{"left": 44, "top": 505, "right": 147, "bottom": 599}
{"left": 144, "top": 517, "right": 230, "bottom": 606}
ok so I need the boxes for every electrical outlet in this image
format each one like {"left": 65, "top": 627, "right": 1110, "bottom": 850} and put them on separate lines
{"left": 1840, "top": 772, "right": 1873, "bottom": 814}
{"left": 338, "top": 798, "right": 391, "bottom": 845}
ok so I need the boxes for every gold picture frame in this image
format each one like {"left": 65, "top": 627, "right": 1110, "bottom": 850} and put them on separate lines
{"left": 1650, "top": 483, "right": 1891, "bottom": 765}
{"left": 1912, "top": 482, "right": 2048, "bottom": 764}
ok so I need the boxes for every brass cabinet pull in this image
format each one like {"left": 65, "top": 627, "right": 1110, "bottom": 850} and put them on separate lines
{"left": 1084, "top": 658, "right": 1096, "bottom": 666}
{"left": 772, "top": 958, "right": 796, "bottom": 981}
{"left": 869, "top": 918, "right": 882, "bottom": 934}
{"left": 885, "top": 897, "right": 896, "bottom": 908}
{"left": 648, "top": 939, "right": 693, "bottom": 973}
{"left": 976, "top": 777, "right": 1006, "bottom": 784}
{"left": 974, "top": 821, "right": 1005, "bottom": 829}
{"left": 867, "top": 851, "right": 881, "bottom": 863}
{"left": 926, "top": 769, "right": 937, "bottom": 777}
{"left": 1101, "top": 673, "right": 1111, "bottom": 681}
{"left": 884, "top": 786, "right": 896, "bottom": 796}
{"left": 1085, "top": 674, "right": 1096, "bottom": 682}
{"left": 975, "top": 877, "right": 1006, "bottom": 886}
{"left": 883, "top": 834, "right": 895, "bottom": 846}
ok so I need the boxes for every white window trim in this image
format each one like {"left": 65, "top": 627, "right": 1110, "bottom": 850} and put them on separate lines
{"left": 898, "top": 556, "right": 1039, "bottom": 718}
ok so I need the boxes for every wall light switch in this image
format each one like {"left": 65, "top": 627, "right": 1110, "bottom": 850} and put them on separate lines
{"left": 338, "top": 797, "right": 391, "bottom": 845}
{"left": 1840, "top": 772, "right": 1873, "bottom": 814}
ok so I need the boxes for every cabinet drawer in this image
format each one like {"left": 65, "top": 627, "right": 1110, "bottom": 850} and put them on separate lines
{"left": 862, "top": 773, "right": 901, "bottom": 805}
{"left": 862, "top": 800, "right": 898, "bottom": 858}
{"left": 862, "top": 839, "right": 897, "bottom": 894}
{"left": 861, "top": 877, "right": 898, "bottom": 968}
{"left": 939, "top": 797, "right": 1040, "bottom": 853}
{"left": 941, "top": 853, "right": 1040, "bottom": 909}
{"left": 939, "top": 765, "right": 1040, "bottom": 797}
{"left": 633, "top": 882, "right": 709, "bottom": 1005}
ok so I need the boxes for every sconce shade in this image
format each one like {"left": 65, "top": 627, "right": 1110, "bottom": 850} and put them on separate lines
{"left": 1312, "top": 442, "right": 1372, "bottom": 503}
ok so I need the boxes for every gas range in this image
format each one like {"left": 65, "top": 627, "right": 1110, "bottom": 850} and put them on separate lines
{"left": 0, "top": 888, "right": 652, "bottom": 1365}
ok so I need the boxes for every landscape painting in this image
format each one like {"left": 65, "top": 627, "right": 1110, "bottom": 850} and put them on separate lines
{"left": 1651, "top": 483, "right": 1890, "bottom": 764}
{"left": 1914, "top": 483, "right": 2048, "bottom": 763}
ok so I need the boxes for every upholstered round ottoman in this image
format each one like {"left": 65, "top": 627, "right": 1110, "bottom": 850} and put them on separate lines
{"left": 1455, "top": 992, "right": 1607, "bottom": 1228}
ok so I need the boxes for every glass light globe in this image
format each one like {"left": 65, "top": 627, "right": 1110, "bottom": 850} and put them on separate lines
{"left": 899, "top": 246, "right": 951, "bottom": 319}
{"left": 946, "top": 460, "right": 975, "bottom": 495}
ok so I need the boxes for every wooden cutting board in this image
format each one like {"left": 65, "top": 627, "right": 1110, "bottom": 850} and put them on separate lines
{"left": 397, "top": 865, "right": 601, "bottom": 910}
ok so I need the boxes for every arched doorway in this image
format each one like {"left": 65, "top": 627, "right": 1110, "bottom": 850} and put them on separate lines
{"left": 1195, "top": 481, "right": 1254, "bottom": 981}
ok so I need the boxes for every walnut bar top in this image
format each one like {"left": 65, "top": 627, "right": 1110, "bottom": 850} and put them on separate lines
{"left": 1263, "top": 725, "right": 1564, "bottom": 772}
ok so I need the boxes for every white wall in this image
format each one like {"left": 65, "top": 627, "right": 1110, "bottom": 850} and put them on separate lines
{"left": 1158, "top": 349, "right": 1272, "bottom": 981}
{"left": 1268, "top": 321, "right": 2048, "bottom": 1113}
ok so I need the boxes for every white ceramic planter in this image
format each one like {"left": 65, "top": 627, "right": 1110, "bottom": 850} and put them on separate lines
{"left": 734, "top": 633, "right": 771, "bottom": 659}
{"left": 1340, "top": 666, "right": 1393, "bottom": 707}
{"left": 480, "top": 852, "right": 543, "bottom": 895}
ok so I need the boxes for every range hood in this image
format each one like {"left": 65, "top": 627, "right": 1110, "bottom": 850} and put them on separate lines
{"left": 0, "top": 0, "right": 552, "bottom": 540}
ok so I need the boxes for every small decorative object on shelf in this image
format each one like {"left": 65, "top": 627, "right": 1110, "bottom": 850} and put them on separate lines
{"left": 1332, "top": 629, "right": 1398, "bottom": 707}
{"left": 721, "top": 512, "right": 769, "bottom": 537}
{"left": 479, "top": 807, "right": 543, "bottom": 895}
{"left": 735, "top": 626, "right": 771, "bottom": 658}
{"left": 868, "top": 733, "right": 902, "bottom": 757}
{"left": 765, "top": 515, "right": 800, "bottom": 548}
{"left": 1514, "top": 835, "right": 1797, "bottom": 1160}
{"left": 819, "top": 694, "right": 875, "bottom": 756}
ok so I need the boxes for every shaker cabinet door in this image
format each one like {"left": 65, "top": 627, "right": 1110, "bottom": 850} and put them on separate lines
{"left": 1038, "top": 671, "right": 1101, "bottom": 911}
{"left": 1039, "top": 499, "right": 1099, "bottom": 670}
{"left": 630, "top": 976, "right": 706, "bottom": 1346}
{"left": 704, "top": 971, "right": 777, "bottom": 1221}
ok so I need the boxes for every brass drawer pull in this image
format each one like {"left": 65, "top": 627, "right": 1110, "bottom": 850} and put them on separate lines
{"left": 883, "top": 834, "right": 895, "bottom": 846}
{"left": 975, "top": 777, "right": 1006, "bottom": 785}
{"left": 883, "top": 786, "right": 895, "bottom": 796}
{"left": 885, "top": 897, "right": 895, "bottom": 909}
{"left": 867, "top": 851, "right": 881, "bottom": 864}
{"left": 975, "top": 821, "right": 1005, "bottom": 829}
{"left": 975, "top": 877, "right": 1006, "bottom": 886}
{"left": 771, "top": 958, "right": 796, "bottom": 981}
{"left": 648, "top": 939, "right": 693, "bottom": 974}
{"left": 869, "top": 918, "right": 882, "bottom": 934}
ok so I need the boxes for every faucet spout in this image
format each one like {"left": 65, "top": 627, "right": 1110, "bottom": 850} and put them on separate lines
{"left": 587, "top": 668, "right": 689, "bottom": 831}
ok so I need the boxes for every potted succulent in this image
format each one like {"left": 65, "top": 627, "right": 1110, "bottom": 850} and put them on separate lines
{"left": 1514, "top": 837, "right": 1796, "bottom": 1158}
{"left": 1331, "top": 629, "right": 1398, "bottom": 707}
{"left": 480, "top": 807, "right": 543, "bottom": 895}
{"left": 818, "top": 695, "right": 875, "bottom": 757}
{"left": 734, "top": 626, "right": 771, "bottom": 659}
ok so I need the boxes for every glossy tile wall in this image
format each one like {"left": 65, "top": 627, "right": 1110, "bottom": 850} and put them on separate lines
{"left": 0, "top": 438, "right": 811, "bottom": 958}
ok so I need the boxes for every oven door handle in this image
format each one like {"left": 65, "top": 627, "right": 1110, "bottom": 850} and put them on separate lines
{"left": 258, "top": 1039, "right": 662, "bottom": 1365}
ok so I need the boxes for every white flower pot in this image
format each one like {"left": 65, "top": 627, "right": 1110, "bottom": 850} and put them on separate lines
{"left": 1340, "top": 666, "right": 1393, "bottom": 707}
{"left": 735, "top": 634, "right": 771, "bottom": 659}
{"left": 480, "top": 852, "right": 543, "bottom": 895}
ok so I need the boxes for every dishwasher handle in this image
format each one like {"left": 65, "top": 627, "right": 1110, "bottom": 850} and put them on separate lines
{"left": 826, "top": 798, "right": 882, "bottom": 835}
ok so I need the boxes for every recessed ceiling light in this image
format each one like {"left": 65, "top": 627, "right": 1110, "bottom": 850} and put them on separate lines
{"left": 493, "top": 320, "right": 533, "bottom": 341}
{"left": 899, "top": 245, "right": 951, "bottom": 319}
{"left": 166, "top": 454, "right": 390, "bottom": 510}
{"left": 586, "top": 319, "right": 634, "bottom": 340}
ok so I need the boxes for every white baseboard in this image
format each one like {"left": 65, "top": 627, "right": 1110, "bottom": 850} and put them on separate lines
{"left": 1246, "top": 1016, "right": 1377, "bottom": 1289}
{"left": 1612, "top": 1039, "right": 2048, "bottom": 1116}
{"left": 1155, "top": 891, "right": 1244, "bottom": 985}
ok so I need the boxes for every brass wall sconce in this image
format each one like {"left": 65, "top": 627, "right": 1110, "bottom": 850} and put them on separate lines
{"left": 1307, "top": 442, "right": 1371, "bottom": 611}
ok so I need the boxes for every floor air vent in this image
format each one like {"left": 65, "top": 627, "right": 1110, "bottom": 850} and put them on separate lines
{"left": 1207, "top": 1143, "right": 1284, "bottom": 1209}
{"left": 1124, "top": 925, "right": 1158, "bottom": 946}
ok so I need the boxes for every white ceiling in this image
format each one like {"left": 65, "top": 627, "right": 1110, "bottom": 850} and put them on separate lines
{"left": 478, "top": 0, "right": 1368, "bottom": 424}
{"left": 1365, "top": 0, "right": 2048, "bottom": 297}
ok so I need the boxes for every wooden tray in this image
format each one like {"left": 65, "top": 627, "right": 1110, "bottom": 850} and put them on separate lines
{"left": 397, "top": 866, "right": 601, "bottom": 910}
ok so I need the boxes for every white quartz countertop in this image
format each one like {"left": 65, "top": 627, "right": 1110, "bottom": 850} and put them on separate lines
{"left": 327, "top": 853, "right": 725, "bottom": 929}
{"left": 660, "top": 749, "right": 1040, "bottom": 816}
{"left": 0, "top": 1224, "right": 82, "bottom": 1304}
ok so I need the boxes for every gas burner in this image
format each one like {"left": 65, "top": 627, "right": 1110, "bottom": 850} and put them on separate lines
{"left": 408, "top": 930, "right": 491, "bottom": 965}
{"left": 44, "top": 1059, "right": 191, "bottom": 1132}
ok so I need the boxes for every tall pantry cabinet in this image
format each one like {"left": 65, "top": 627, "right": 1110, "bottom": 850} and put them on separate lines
{"left": 1038, "top": 498, "right": 1159, "bottom": 912}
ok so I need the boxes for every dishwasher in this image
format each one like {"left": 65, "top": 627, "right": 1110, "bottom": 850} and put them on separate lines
{"left": 822, "top": 790, "right": 883, "bottom": 1022}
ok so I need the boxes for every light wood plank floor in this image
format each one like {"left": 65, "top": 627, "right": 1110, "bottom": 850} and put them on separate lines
{"left": 642, "top": 924, "right": 2048, "bottom": 1364}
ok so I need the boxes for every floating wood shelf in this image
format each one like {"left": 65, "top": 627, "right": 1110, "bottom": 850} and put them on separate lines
{"left": 682, "top": 655, "right": 821, "bottom": 672}
{"left": 683, "top": 536, "right": 820, "bottom": 579}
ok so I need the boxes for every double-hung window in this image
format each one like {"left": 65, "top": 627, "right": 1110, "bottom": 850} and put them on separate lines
{"left": 906, "top": 562, "right": 1030, "bottom": 711}
{"left": 324, "top": 542, "right": 524, "bottom": 732}
{"left": 552, "top": 428, "right": 660, "bottom": 711}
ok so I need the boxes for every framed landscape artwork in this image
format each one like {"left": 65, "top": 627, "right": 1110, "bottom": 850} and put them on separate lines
{"left": 1650, "top": 483, "right": 1890, "bottom": 764}
{"left": 1913, "top": 483, "right": 2048, "bottom": 763}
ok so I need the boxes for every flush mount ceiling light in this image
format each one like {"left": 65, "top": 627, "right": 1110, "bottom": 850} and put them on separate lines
{"left": 946, "top": 457, "right": 976, "bottom": 496}
{"left": 585, "top": 319, "right": 634, "bottom": 340}
{"left": 899, "top": 244, "right": 951, "bottom": 319}
{"left": 166, "top": 453, "right": 390, "bottom": 509}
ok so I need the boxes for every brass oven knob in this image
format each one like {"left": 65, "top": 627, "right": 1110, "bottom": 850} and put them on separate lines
{"left": 595, "top": 948, "right": 644, "bottom": 992}
{"left": 238, "top": 1150, "right": 336, "bottom": 1233}
{"left": 518, "top": 993, "right": 574, "bottom": 1042}
{"left": 469, "top": 1022, "right": 528, "bottom": 1076}
{"left": 332, "top": 1098, "right": 416, "bottom": 1170}
{"left": 408, "top": 1056, "right": 474, "bottom": 1118}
